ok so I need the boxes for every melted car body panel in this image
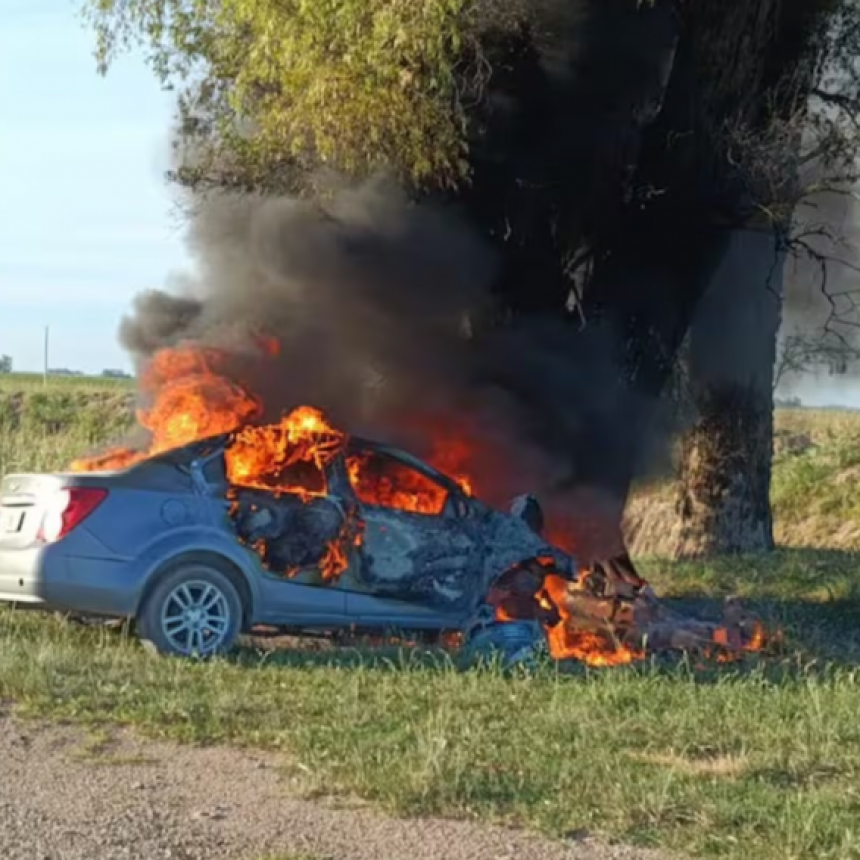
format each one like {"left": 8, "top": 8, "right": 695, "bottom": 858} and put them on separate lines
{"left": 357, "top": 504, "right": 478, "bottom": 609}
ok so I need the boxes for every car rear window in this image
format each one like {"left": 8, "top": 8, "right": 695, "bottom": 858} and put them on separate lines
{"left": 346, "top": 451, "right": 448, "bottom": 515}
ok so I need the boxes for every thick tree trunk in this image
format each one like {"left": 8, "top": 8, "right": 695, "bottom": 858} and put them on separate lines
{"left": 537, "top": 216, "right": 733, "bottom": 562}
{"left": 673, "top": 228, "right": 785, "bottom": 558}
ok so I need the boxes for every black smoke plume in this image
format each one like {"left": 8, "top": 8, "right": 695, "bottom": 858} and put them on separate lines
{"left": 118, "top": 177, "right": 655, "bottom": 523}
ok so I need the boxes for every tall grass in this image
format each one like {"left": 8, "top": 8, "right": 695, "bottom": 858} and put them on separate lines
{"left": 0, "top": 387, "right": 133, "bottom": 475}
{"left": 0, "top": 372, "right": 135, "bottom": 392}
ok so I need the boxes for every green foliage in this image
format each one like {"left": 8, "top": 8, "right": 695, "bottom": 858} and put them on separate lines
{"left": 81, "top": 0, "right": 476, "bottom": 189}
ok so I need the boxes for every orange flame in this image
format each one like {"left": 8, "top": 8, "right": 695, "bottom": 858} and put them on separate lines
{"left": 538, "top": 573, "right": 645, "bottom": 667}
{"left": 225, "top": 406, "right": 355, "bottom": 582}
{"left": 70, "top": 343, "right": 262, "bottom": 472}
{"left": 714, "top": 620, "right": 770, "bottom": 662}
{"left": 425, "top": 436, "right": 474, "bottom": 496}
{"left": 346, "top": 451, "right": 450, "bottom": 515}
{"left": 226, "top": 406, "right": 344, "bottom": 496}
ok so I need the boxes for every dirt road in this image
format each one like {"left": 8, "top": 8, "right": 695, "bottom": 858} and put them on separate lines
{"left": 0, "top": 713, "right": 679, "bottom": 860}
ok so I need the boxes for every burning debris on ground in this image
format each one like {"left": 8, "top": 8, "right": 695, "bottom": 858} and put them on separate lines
{"left": 479, "top": 553, "right": 769, "bottom": 668}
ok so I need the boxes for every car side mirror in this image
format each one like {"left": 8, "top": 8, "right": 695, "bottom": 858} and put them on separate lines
{"left": 453, "top": 494, "right": 471, "bottom": 519}
{"left": 509, "top": 493, "right": 544, "bottom": 535}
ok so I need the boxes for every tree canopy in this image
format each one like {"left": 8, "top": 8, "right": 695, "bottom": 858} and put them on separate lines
{"left": 83, "top": 0, "right": 481, "bottom": 189}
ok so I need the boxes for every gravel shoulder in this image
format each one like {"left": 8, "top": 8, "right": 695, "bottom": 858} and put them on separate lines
{"left": 0, "top": 713, "right": 682, "bottom": 860}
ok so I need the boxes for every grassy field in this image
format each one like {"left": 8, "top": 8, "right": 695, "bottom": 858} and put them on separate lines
{"left": 626, "top": 407, "right": 860, "bottom": 556}
{"left": 1, "top": 384, "right": 860, "bottom": 859}
{"left": 0, "top": 371, "right": 135, "bottom": 392}
{"left": 0, "top": 380, "right": 134, "bottom": 476}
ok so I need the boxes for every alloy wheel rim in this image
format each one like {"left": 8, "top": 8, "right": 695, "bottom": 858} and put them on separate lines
{"left": 160, "top": 580, "right": 231, "bottom": 655}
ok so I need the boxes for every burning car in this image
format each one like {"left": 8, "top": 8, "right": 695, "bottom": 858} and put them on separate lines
{"left": 0, "top": 407, "right": 576, "bottom": 659}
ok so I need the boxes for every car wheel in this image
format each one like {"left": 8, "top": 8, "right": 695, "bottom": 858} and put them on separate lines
{"left": 137, "top": 562, "right": 244, "bottom": 658}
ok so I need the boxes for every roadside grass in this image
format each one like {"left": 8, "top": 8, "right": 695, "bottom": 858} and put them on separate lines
{"left": 0, "top": 386, "right": 133, "bottom": 476}
{"left": 770, "top": 428, "right": 860, "bottom": 549}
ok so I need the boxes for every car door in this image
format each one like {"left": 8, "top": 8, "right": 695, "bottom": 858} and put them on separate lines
{"left": 226, "top": 448, "right": 349, "bottom": 624}
{"left": 343, "top": 449, "right": 482, "bottom": 616}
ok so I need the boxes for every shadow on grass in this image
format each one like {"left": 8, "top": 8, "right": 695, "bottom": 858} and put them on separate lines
{"left": 642, "top": 546, "right": 860, "bottom": 665}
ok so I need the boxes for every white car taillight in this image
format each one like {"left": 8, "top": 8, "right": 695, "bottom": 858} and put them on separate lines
{"left": 38, "top": 487, "right": 108, "bottom": 543}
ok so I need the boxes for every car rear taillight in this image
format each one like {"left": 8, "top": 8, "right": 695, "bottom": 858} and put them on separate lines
{"left": 38, "top": 487, "right": 108, "bottom": 543}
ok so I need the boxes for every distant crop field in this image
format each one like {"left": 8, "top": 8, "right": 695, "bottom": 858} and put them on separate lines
{"left": 0, "top": 384, "right": 134, "bottom": 475}
{"left": 0, "top": 372, "right": 135, "bottom": 393}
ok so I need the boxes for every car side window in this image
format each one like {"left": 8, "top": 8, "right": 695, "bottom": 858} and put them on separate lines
{"left": 346, "top": 452, "right": 449, "bottom": 516}
{"left": 230, "top": 455, "right": 326, "bottom": 496}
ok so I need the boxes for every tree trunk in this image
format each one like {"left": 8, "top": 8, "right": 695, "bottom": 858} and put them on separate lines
{"left": 538, "top": 216, "right": 734, "bottom": 562}
{"left": 673, "top": 228, "right": 785, "bottom": 558}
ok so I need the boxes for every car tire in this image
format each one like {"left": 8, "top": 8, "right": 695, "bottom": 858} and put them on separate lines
{"left": 136, "top": 561, "right": 244, "bottom": 658}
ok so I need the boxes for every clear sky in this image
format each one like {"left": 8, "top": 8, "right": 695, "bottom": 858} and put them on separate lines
{"left": 0, "top": 1, "right": 186, "bottom": 374}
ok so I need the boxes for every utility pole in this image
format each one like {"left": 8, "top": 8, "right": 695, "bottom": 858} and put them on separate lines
{"left": 43, "top": 325, "right": 49, "bottom": 386}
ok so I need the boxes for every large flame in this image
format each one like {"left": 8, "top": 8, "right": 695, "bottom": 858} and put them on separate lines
{"left": 226, "top": 405, "right": 344, "bottom": 495}
{"left": 347, "top": 451, "right": 450, "bottom": 515}
{"left": 70, "top": 343, "right": 262, "bottom": 472}
{"left": 224, "top": 406, "right": 356, "bottom": 581}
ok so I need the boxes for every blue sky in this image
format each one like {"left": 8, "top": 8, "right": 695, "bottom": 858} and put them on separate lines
{"left": 0, "top": 1, "right": 186, "bottom": 373}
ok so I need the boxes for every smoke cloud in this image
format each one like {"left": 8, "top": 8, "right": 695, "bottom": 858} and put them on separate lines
{"left": 118, "top": 177, "right": 663, "bottom": 533}
{"left": 123, "top": 179, "right": 493, "bottom": 421}
{"left": 778, "top": 188, "right": 860, "bottom": 404}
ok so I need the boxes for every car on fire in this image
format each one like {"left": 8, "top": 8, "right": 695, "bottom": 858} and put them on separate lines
{"left": 0, "top": 430, "right": 574, "bottom": 659}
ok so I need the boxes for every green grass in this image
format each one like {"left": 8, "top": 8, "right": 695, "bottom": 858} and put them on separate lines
{"left": 770, "top": 422, "right": 860, "bottom": 549}
{"left": 0, "top": 385, "right": 133, "bottom": 475}
{"left": 1, "top": 598, "right": 859, "bottom": 860}
{"left": 0, "top": 372, "right": 135, "bottom": 392}
{"left": 3, "top": 387, "right": 860, "bottom": 858}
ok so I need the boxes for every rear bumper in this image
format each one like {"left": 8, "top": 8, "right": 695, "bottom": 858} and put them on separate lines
{"left": 0, "top": 545, "right": 49, "bottom": 605}
{"left": 0, "top": 546, "right": 139, "bottom": 618}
